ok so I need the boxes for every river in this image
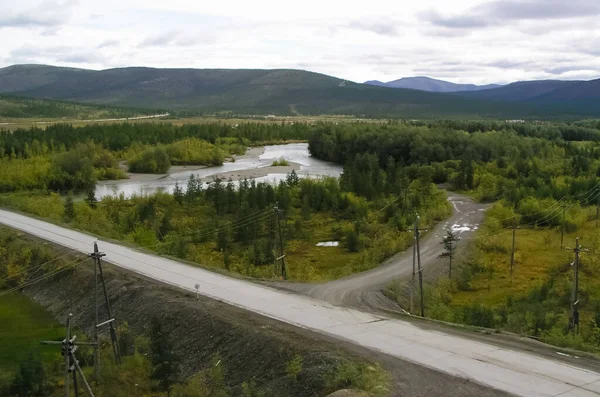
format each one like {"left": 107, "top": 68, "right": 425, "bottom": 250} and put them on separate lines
{"left": 95, "top": 143, "right": 343, "bottom": 198}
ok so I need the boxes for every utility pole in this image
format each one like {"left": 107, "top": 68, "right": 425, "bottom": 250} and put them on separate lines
{"left": 73, "top": 367, "right": 79, "bottom": 397}
{"left": 566, "top": 238, "right": 588, "bottom": 335}
{"left": 42, "top": 314, "right": 98, "bottom": 397}
{"left": 408, "top": 216, "right": 428, "bottom": 317}
{"left": 274, "top": 203, "right": 287, "bottom": 280}
{"left": 90, "top": 243, "right": 121, "bottom": 365}
{"left": 64, "top": 315, "right": 71, "bottom": 397}
{"left": 411, "top": 238, "right": 416, "bottom": 314}
{"left": 92, "top": 244, "right": 99, "bottom": 381}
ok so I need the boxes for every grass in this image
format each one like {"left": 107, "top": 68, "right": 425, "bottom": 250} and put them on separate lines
{"left": 452, "top": 220, "right": 600, "bottom": 307}
{"left": 271, "top": 157, "right": 290, "bottom": 166}
{"left": 0, "top": 293, "right": 64, "bottom": 385}
{"left": 0, "top": 114, "right": 386, "bottom": 131}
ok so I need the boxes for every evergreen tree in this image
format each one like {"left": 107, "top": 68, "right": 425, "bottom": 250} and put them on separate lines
{"left": 286, "top": 170, "right": 299, "bottom": 186}
{"left": 173, "top": 182, "right": 184, "bottom": 205}
{"left": 150, "top": 317, "right": 180, "bottom": 397}
{"left": 217, "top": 226, "right": 230, "bottom": 252}
{"left": 301, "top": 195, "right": 311, "bottom": 220}
{"left": 85, "top": 188, "right": 98, "bottom": 209}
{"left": 10, "top": 355, "right": 46, "bottom": 397}
{"left": 64, "top": 195, "right": 75, "bottom": 221}
{"left": 439, "top": 230, "right": 460, "bottom": 278}
{"left": 346, "top": 226, "right": 361, "bottom": 253}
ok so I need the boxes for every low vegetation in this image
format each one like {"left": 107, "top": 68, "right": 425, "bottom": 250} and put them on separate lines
{"left": 403, "top": 205, "right": 600, "bottom": 353}
{"left": 271, "top": 157, "right": 289, "bottom": 166}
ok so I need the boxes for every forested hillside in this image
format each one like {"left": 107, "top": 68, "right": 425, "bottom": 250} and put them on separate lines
{"left": 0, "top": 95, "right": 158, "bottom": 119}
{"left": 2, "top": 64, "right": 600, "bottom": 118}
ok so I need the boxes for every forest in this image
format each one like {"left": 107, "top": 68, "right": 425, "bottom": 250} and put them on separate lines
{"left": 306, "top": 122, "right": 600, "bottom": 351}
{"left": 2, "top": 119, "right": 600, "bottom": 352}
{"left": 0, "top": 95, "right": 159, "bottom": 120}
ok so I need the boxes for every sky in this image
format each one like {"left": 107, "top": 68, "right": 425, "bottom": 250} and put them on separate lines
{"left": 0, "top": 0, "right": 599, "bottom": 85}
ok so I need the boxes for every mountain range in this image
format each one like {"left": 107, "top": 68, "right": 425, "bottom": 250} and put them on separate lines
{"left": 0, "top": 64, "right": 599, "bottom": 119}
{"left": 364, "top": 76, "right": 501, "bottom": 92}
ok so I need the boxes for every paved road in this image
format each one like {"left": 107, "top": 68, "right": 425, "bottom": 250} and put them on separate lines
{"left": 2, "top": 209, "right": 600, "bottom": 397}
{"left": 282, "top": 193, "right": 488, "bottom": 311}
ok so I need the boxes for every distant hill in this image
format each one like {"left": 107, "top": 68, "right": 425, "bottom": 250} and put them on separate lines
{"left": 456, "top": 80, "right": 583, "bottom": 101}
{"left": 364, "top": 76, "right": 501, "bottom": 92}
{"left": 452, "top": 79, "right": 600, "bottom": 116}
{"left": 535, "top": 79, "right": 600, "bottom": 101}
{"left": 0, "top": 64, "right": 599, "bottom": 119}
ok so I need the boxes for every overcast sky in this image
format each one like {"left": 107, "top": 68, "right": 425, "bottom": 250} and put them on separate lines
{"left": 1, "top": 0, "right": 599, "bottom": 84}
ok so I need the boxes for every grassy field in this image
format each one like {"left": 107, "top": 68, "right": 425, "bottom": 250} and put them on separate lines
{"left": 452, "top": 219, "right": 600, "bottom": 307}
{"left": 0, "top": 293, "right": 63, "bottom": 386}
{"left": 0, "top": 114, "right": 385, "bottom": 131}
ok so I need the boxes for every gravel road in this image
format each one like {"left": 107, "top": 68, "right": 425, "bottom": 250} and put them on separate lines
{"left": 277, "top": 192, "right": 488, "bottom": 311}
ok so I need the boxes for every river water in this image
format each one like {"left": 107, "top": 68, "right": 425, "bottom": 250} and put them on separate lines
{"left": 95, "top": 143, "right": 342, "bottom": 198}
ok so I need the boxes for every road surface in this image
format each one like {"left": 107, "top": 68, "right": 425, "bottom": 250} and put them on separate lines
{"left": 1, "top": 209, "right": 600, "bottom": 397}
{"left": 280, "top": 193, "right": 488, "bottom": 311}
{"left": 0, "top": 113, "right": 170, "bottom": 126}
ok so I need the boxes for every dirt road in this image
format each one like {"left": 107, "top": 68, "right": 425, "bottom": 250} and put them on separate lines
{"left": 278, "top": 193, "right": 488, "bottom": 311}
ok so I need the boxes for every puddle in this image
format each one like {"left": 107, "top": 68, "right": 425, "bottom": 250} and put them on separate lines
{"left": 316, "top": 241, "right": 339, "bottom": 247}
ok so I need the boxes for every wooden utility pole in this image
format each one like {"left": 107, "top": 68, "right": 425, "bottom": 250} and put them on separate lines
{"left": 411, "top": 238, "right": 416, "bottom": 314}
{"left": 64, "top": 315, "right": 71, "bottom": 397}
{"left": 93, "top": 244, "right": 99, "bottom": 380}
{"left": 42, "top": 314, "right": 98, "bottom": 397}
{"left": 90, "top": 243, "right": 121, "bottom": 365}
{"left": 566, "top": 238, "right": 588, "bottom": 335}
{"left": 408, "top": 216, "right": 428, "bottom": 317}
{"left": 274, "top": 203, "right": 287, "bottom": 280}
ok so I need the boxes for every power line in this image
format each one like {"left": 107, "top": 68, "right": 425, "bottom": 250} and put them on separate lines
{"left": 0, "top": 250, "right": 75, "bottom": 283}
{"left": 131, "top": 207, "right": 274, "bottom": 246}
{"left": 0, "top": 257, "right": 89, "bottom": 298}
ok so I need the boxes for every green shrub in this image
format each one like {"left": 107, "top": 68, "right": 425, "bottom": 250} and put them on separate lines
{"left": 128, "top": 147, "right": 171, "bottom": 173}
{"left": 271, "top": 157, "right": 289, "bottom": 166}
{"left": 285, "top": 354, "right": 303, "bottom": 381}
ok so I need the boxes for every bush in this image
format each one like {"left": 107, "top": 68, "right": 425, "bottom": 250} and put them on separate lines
{"left": 286, "top": 354, "right": 303, "bottom": 381}
{"left": 326, "top": 362, "right": 390, "bottom": 396}
{"left": 271, "top": 157, "right": 289, "bottom": 166}
{"left": 461, "top": 302, "right": 496, "bottom": 328}
{"left": 166, "top": 138, "right": 225, "bottom": 166}
{"left": 128, "top": 148, "right": 171, "bottom": 173}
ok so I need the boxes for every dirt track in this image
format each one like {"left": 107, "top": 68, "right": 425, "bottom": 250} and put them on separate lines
{"left": 276, "top": 193, "right": 488, "bottom": 312}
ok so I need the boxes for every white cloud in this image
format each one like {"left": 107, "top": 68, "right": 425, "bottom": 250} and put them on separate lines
{"left": 0, "top": 0, "right": 598, "bottom": 84}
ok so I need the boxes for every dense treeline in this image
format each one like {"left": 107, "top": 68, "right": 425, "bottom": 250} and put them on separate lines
{"left": 409, "top": 119, "right": 600, "bottom": 142}
{"left": 0, "top": 142, "right": 126, "bottom": 192}
{"left": 309, "top": 123, "right": 600, "bottom": 212}
{"left": 0, "top": 122, "right": 311, "bottom": 157}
